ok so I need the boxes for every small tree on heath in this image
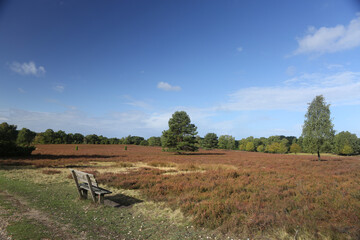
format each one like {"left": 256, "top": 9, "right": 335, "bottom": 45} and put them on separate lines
{"left": 161, "top": 111, "right": 198, "bottom": 153}
{"left": 290, "top": 143, "right": 302, "bottom": 154}
{"left": 302, "top": 95, "right": 335, "bottom": 161}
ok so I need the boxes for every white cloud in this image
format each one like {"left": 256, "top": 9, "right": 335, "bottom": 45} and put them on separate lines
{"left": 9, "top": 61, "right": 46, "bottom": 76}
{"left": 4, "top": 70, "right": 360, "bottom": 139}
{"left": 294, "top": 14, "right": 360, "bottom": 55}
{"left": 1, "top": 108, "right": 171, "bottom": 138}
{"left": 218, "top": 71, "right": 360, "bottom": 111}
{"left": 157, "top": 82, "right": 181, "bottom": 91}
{"left": 18, "top": 88, "right": 25, "bottom": 93}
{"left": 326, "top": 64, "right": 344, "bottom": 70}
{"left": 54, "top": 85, "right": 64, "bottom": 93}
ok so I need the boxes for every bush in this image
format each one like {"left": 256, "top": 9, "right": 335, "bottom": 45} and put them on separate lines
{"left": 245, "top": 142, "right": 255, "bottom": 152}
{"left": 341, "top": 144, "right": 353, "bottom": 155}
{"left": 0, "top": 122, "right": 35, "bottom": 156}
{"left": 140, "top": 140, "right": 149, "bottom": 146}
{"left": 257, "top": 145, "right": 265, "bottom": 152}
{"left": 290, "top": 143, "right": 302, "bottom": 154}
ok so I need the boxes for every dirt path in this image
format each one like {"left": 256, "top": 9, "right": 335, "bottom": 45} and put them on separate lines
{"left": 0, "top": 190, "right": 87, "bottom": 240}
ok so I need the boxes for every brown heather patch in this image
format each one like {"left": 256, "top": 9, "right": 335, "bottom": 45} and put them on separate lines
{"left": 1, "top": 144, "right": 360, "bottom": 238}
{"left": 41, "top": 169, "right": 61, "bottom": 175}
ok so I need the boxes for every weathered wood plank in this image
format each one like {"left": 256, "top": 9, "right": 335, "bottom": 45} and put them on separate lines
{"left": 71, "top": 169, "right": 98, "bottom": 187}
{"left": 70, "top": 169, "right": 112, "bottom": 204}
{"left": 71, "top": 170, "right": 85, "bottom": 199}
{"left": 86, "top": 174, "right": 97, "bottom": 203}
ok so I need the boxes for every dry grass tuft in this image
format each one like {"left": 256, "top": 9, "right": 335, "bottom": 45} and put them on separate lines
{"left": 117, "top": 162, "right": 135, "bottom": 168}
{"left": 148, "top": 161, "right": 176, "bottom": 168}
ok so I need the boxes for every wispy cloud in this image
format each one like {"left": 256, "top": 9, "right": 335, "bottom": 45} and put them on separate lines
{"left": 326, "top": 63, "right": 344, "bottom": 70}
{"left": 236, "top": 47, "right": 243, "bottom": 52}
{"left": 293, "top": 13, "right": 360, "bottom": 55}
{"left": 45, "top": 98, "right": 76, "bottom": 110}
{"left": 9, "top": 61, "right": 46, "bottom": 76}
{"left": 18, "top": 88, "right": 25, "bottom": 93}
{"left": 1, "top": 108, "right": 170, "bottom": 138}
{"left": 157, "top": 82, "right": 181, "bottom": 91}
{"left": 53, "top": 85, "right": 64, "bottom": 93}
{"left": 218, "top": 71, "right": 360, "bottom": 111}
{"left": 122, "top": 95, "right": 152, "bottom": 109}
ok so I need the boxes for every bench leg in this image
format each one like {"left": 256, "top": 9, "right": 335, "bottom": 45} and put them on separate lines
{"left": 98, "top": 194, "right": 104, "bottom": 204}
{"left": 81, "top": 189, "right": 88, "bottom": 199}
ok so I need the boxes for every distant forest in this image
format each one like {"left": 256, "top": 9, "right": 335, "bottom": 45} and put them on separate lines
{"left": 1, "top": 121, "right": 359, "bottom": 156}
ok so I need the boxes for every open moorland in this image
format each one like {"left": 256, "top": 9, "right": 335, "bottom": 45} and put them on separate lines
{"left": 1, "top": 144, "right": 360, "bottom": 239}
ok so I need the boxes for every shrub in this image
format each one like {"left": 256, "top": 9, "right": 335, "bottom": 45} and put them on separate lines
{"left": 257, "top": 145, "right": 265, "bottom": 152}
{"left": 290, "top": 143, "right": 302, "bottom": 154}
{"left": 245, "top": 142, "right": 255, "bottom": 152}
{"left": 139, "top": 140, "right": 149, "bottom": 146}
{"left": 0, "top": 122, "right": 35, "bottom": 156}
{"left": 341, "top": 144, "right": 353, "bottom": 155}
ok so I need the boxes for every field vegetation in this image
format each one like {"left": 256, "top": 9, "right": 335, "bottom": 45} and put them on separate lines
{"left": 1, "top": 144, "right": 359, "bottom": 239}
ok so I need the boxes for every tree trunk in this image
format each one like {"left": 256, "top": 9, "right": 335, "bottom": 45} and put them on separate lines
{"left": 317, "top": 150, "right": 321, "bottom": 161}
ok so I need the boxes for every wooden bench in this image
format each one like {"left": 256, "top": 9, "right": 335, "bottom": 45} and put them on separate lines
{"left": 70, "top": 169, "right": 112, "bottom": 204}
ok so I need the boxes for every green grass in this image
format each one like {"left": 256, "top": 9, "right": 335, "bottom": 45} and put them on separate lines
{"left": 0, "top": 194, "right": 15, "bottom": 212}
{"left": 0, "top": 170, "right": 228, "bottom": 239}
{"left": 7, "top": 219, "right": 55, "bottom": 240}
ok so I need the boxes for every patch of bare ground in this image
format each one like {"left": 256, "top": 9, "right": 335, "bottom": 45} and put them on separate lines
{"left": 0, "top": 190, "right": 87, "bottom": 240}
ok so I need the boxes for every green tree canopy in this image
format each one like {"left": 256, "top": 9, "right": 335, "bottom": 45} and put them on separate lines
{"left": 148, "top": 136, "right": 162, "bottom": 146}
{"left": 161, "top": 111, "right": 198, "bottom": 153}
{"left": 257, "top": 145, "right": 265, "bottom": 152}
{"left": 245, "top": 142, "right": 255, "bottom": 152}
{"left": 333, "top": 131, "right": 359, "bottom": 155}
{"left": 72, "top": 133, "right": 84, "bottom": 144}
{"left": 43, "top": 129, "right": 55, "bottom": 144}
{"left": 301, "top": 95, "right": 335, "bottom": 161}
{"left": 202, "top": 133, "right": 218, "bottom": 149}
{"left": 0, "top": 122, "right": 34, "bottom": 156}
{"left": 16, "top": 128, "right": 36, "bottom": 146}
{"left": 0, "top": 122, "right": 18, "bottom": 144}
{"left": 290, "top": 142, "right": 302, "bottom": 154}
{"left": 218, "top": 135, "right": 236, "bottom": 150}
{"left": 140, "top": 140, "right": 149, "bottom": 146}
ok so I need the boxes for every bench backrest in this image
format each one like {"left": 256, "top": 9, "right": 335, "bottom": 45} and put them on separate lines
{"left": 70, "top": 169, "right": 98, "bottom": 187}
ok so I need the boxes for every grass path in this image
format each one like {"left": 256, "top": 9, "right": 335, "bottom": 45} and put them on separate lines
{"left": 0, "top": 189, "right": 84, "bottom": 240}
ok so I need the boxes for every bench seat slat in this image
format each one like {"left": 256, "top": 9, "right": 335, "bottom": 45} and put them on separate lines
{"left": 79, "top": 183, "right": 112, "bottom": 195}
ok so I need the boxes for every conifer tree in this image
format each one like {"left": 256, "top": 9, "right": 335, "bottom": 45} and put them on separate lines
{"left": 161, "top": 111, "right": 198, "bottom": 153}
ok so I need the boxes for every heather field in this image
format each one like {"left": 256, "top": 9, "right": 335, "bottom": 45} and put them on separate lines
{"left": 1, "top": 144, "right": 360, "bottom": 239}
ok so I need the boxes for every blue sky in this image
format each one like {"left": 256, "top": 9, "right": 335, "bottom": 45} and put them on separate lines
{"left": 1, "top": 0, "right": 360, "bottom": 139}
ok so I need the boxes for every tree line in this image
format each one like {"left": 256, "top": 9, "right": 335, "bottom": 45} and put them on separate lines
{"left": 1, "top": 96, "right": 359, "bottom": 157}
{"left": 0, "top": 122, "right": 166, "bottom": 156}
{"left": 160, "top": 96, "right": 360, "bottom": 158}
